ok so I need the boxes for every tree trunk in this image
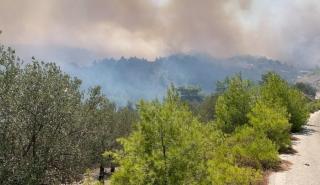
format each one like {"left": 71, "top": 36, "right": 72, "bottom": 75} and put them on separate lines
{"left": 110, "top": 164, "right": 115, "bottom": 173}
{"left": 98, "top": 164, "right": 105, "bottom": 184}
{"left": 160, "top": 127, "right": 167, "bottom": 185}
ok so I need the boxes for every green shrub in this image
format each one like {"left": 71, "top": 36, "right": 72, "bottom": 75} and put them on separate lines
{"left": 248, "top": 101, "right": 291, "bottom": 150}
{"left": 215, "top": 75, "right": 252, "bottom": 133}
{"left": 109, "top": 73, "right": 309, "bottom": 185}
{"left": 287, "top": 89, "right": 309, "bottom": 132}
{"left": 110, "top": 88, "right": 224, "bottom": 185}
{"left": 226, "top": 126, "right": 280, "bottom": 169}
{"left": 207, "top": 160, "right": 262, "bottom": 185}
{"left": 207, "top": 130, "right": 264, "bottom": 185}
{"left": 261, "top": 72, "right": 309, "bottom": 132}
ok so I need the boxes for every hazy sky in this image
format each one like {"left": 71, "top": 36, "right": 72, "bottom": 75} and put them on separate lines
{"left": 0, "top": 0, "right": 319, "bottom": 66}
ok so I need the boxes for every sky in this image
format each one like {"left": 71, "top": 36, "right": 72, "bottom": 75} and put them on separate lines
{"left": 0, "top": 0, "right": 320, "bottom": 67}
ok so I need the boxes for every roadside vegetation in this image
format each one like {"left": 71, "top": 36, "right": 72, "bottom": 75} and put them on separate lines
{"left": 0, "top": 45, "right": 315, "bottom": 185}
{"left": 109, "top": 73, "right": 310, "bottom": 185}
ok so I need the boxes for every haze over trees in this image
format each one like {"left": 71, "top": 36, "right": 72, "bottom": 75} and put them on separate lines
{"left": 294, "top": 82, "right": 317, "bottom": 99}
{"left": 0, "top": 44, "right": 314, "bottom": 184}
{"left": 66, "top": 54, "right": 299, "bottom": 105}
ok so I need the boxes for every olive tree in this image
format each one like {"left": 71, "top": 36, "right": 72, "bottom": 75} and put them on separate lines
{"left": 0, "top": 47, "right": 85, "bottom": 184}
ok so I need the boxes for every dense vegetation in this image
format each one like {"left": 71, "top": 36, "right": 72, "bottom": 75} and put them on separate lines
{"left": 0, "top": 46, "right": 137, "bottom": 184}
{"left": 0, "top": 44, "right": 314, "bottom": 185}
{"left": 108, "top": 73, "right": 309, "bottom": 185}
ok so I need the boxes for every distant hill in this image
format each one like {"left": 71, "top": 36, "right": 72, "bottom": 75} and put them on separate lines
{"left": 296, "top": 68, "right": 320, "bottom": 91}
{"left": 64, "top": 54, "right": 299, "bottom": 105}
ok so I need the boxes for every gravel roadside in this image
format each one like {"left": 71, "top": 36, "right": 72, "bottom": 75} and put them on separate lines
{"left": 269, "top": 111, "right": 320, "bottom": 185}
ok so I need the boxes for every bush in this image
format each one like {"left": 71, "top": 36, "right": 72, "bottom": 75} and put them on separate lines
{"left": 287, "top": 89, "right": 309, "bottom": 132}
{"left": 206, "top": 126, "right": 273, "bottom": 185}
{"left": 248, "top": 101, "right": 291, "bottom": 150}
{"left": 226, "top": 126, "right": 280, "bottom": 169}
{"left": 110, "top": 88, "right": 224, "bottom": 185}
{"left": 261, "top": 72, "right": 309, "bottom": 132}
{"left": 109, "top": 73, "right": 309, "bottom": 185}
{"left": 207, "top": 160, "right": 262, "bottom": 185}
{"left": 215, "top": 75, "right": 252, "bottom": 133}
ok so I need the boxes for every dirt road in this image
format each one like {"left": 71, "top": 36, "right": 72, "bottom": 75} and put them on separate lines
{"left": 269, "top": 111, "right": 320, "bottom": 185}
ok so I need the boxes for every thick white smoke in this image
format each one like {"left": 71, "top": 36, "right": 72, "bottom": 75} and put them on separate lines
{"left": 0, "top": 0, "right": 319, "bottom": 67}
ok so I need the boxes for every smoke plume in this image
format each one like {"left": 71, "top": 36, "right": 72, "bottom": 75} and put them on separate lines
{"left": 0, "top": 0, "right": 319, "bottom": 66}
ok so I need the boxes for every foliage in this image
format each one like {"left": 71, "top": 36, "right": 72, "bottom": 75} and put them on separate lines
{"left": 248, "top": 101, "right": 291, "bottom": 150}
{"left": 261, "top": 72, "right": 309, "bottom": 132}
{"left": 114, "top": 102, "right": 138, "bottom": 138}
{"left": 109, "top": 84, "right": 283, "bottom": 185}
{"left": 0, "top": 49, "right": 84, "bottom": 184}
{"left": 0, "top": 44, "right": 313, "bottom": 184}
{"left": 287, "top": 89, "right": 310, "bottom": 132}
{"left": 175, "top": 84, "right": 218, "bottom": 123}
{"left": 0, "top": 46, "right": 137, "bottom": 184}
{"left": 110, "top": 87, "right": 224, "bottom": 185}
{"left": 207, "top": 127, "right": 272, "bottom": 185}
{"left": 80, "top": 86, "right": 118, "bottom": 168}
{"left": 226, "top": 126, "right": 279, "bottom": 169}
{"left": 195, "top": 94, "right": 218, "bottom": 122}
{"left": 215, "top": 75, "right": 252, "bottom": 133}
{"left": 207, "top": 159, "right": 262, "bottom": 185}
{"left": 108, "top": 72, "right": 311, "bottom": 185}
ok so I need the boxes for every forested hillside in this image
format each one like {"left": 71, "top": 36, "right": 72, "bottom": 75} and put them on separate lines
{"left": 65, "top": 54, "right": 299, "bottom": 105}
{"left": 2, "top": 0, "right": 320, "bottom": 184}
{"left": 1, "top": 45, "right": 317, "bottom": 185}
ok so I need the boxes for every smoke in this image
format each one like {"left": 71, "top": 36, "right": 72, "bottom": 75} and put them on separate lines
{"left": 0, "top": 0, "right": 319, "bottom": 66}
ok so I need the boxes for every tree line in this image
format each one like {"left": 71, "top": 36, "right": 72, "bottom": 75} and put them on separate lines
{"left": 0, "top": 45, "right": 316, "bottom": 185}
